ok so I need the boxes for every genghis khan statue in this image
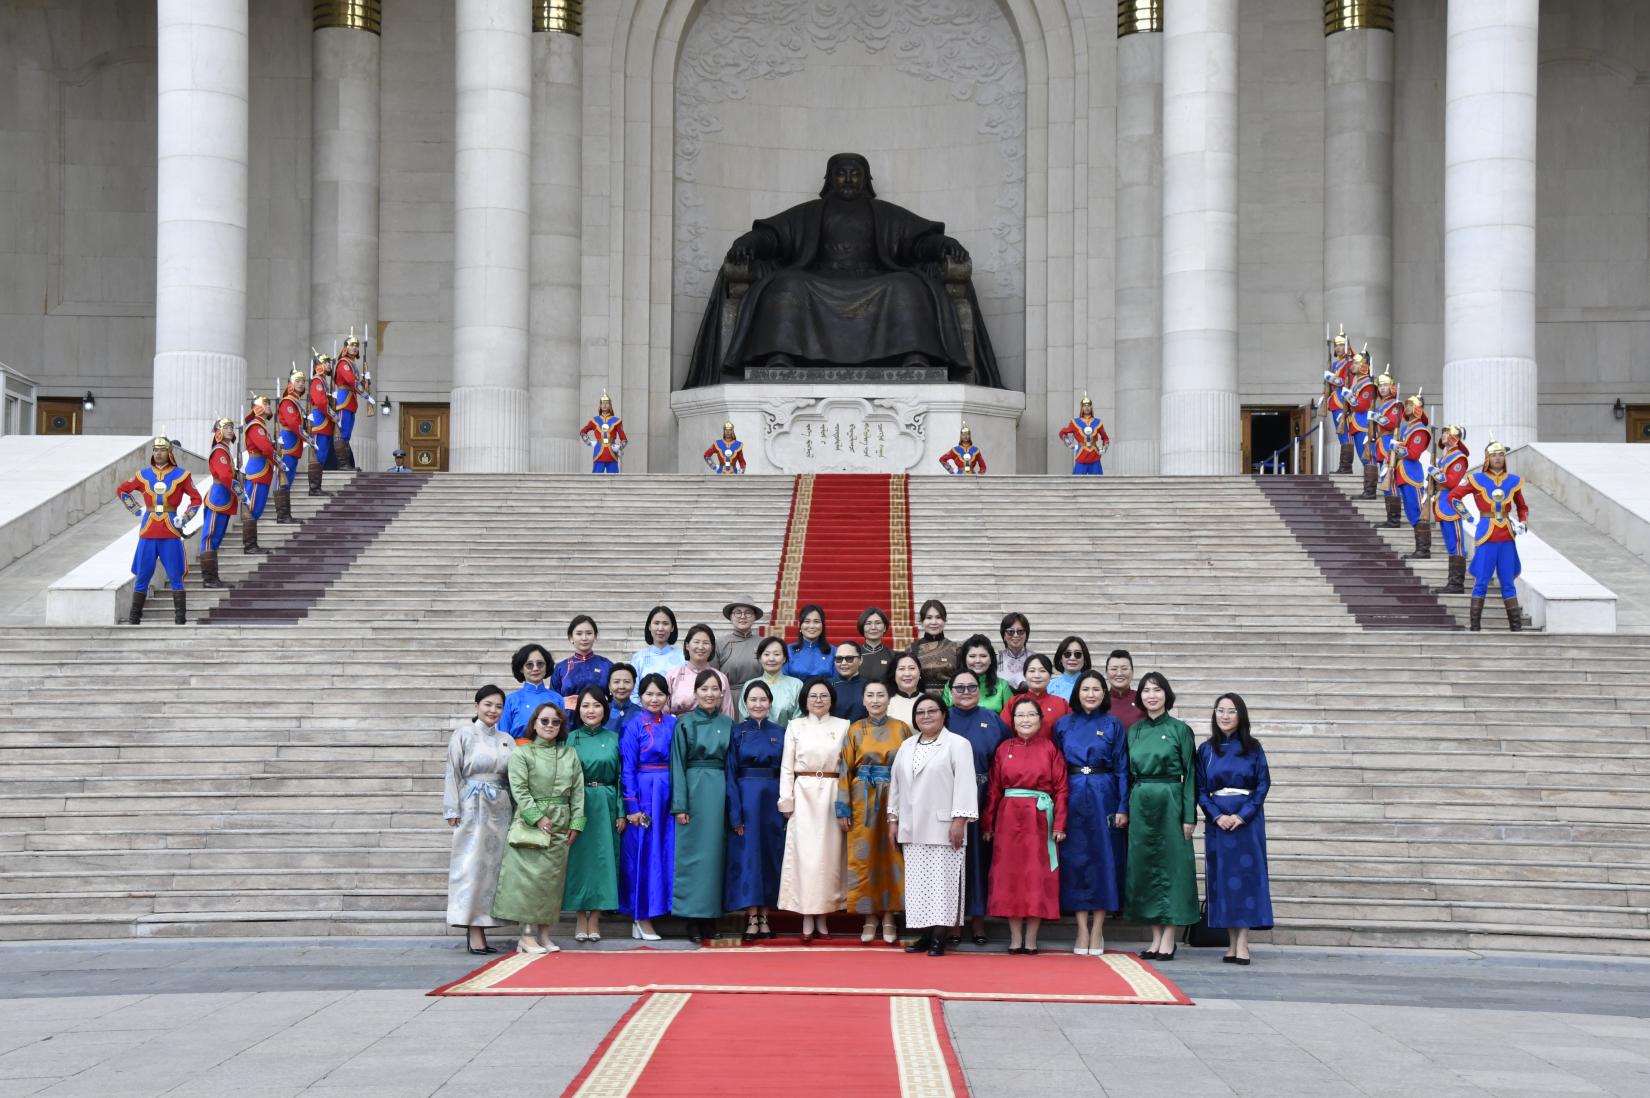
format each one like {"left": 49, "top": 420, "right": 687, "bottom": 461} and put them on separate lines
{"left": 685, "top": 153, "right": 1004, "bottom": 388}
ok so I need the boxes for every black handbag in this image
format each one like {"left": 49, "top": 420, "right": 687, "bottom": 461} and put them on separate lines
{"left": 1183, "top": 902, "right": 1229, "bottom": 948}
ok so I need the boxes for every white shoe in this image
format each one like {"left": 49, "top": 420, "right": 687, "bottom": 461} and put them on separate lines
{"left": 573, "top": 932, "right": 589, "bottom": 943}
{"left": 632, "top": 921, "right": 661, "bottom": 942}
{"left": 1073, "top": 946, "right": 1090, "bottom": 956}
{"left": 1092, "top": 939, "right": 1105, "bottom": 956}
{"left": 517, "top": 926, "right": 547, "bottom": 954}
{"left": 537, "top": 926, "right": 559, "bottom": 952}
{"left": 589, "top": 932, "right": 602, "bottom": 943}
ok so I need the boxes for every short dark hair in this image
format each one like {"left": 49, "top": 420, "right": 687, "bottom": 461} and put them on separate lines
{"left": 682, "top": 623, "right": 717, "bottom": 658}
{"left": 567, "top": 614, "right": 599, "bottom": 638}
{"left": 886, "top": 652, "right": 923, "bottom": 693}
{"left": 1023, "top": 652, "right": 1055, "bottom": 677}
{"left": 607, "top": 662, "right": 637, "bottom": 685}
{"left": 636, "top": 672, "right": 670, "bottom": 701}
{"left": 1137, "top": 670, "right": 1175, "bottom": 713}
{"left": 574, "top": 686, "right": 611, "bottom": 728}
{"left": 911, "top": 691, "right": 947, "bottom": 724}
{"left": 474, "top": 683, "right": 506, "bottom": 705}
{"left": 643, "top": 605, "right": 679, "bottom": 646}
{"left": 800, "top": 675, "right": 838, "bottom": 711}
{"left": 693, "top": 667, "right": 723, "bottom": 693}
{"left": 834, "top": 640, "right": 863, "bottom": 656}
{"left": 1055, "top": 635, "right": 1092, "bottom": 670}
{"left": 1069, "top": 670, "right": 1111, "bottom": 716}
{"left": 857, "top": 606, "right": 889, "bottom": 635}
{"left": 742, "top": 679, "right": 774, "bottom": 705}
{"left": 755, "top": 635, "right": 788, "bottom": 663}
{"left": 526, "top": 701, "right": 566, "bottom": 740}
{"left": 795, "top": 604, "right": 830, "bottom": 652}
{"left": 1007, "top": 695, "right": 1044, "bottom": 728}
{"left": 957, "top": 633, "right": 1000, "bottom": 692}
{"left": 1210, "top": 692, "right": 1260, "bottom": 754}
{"left": 999, "top": 612, "right": 1030, "bottom": 641}
{"left": 1105, "top": 648, "right": 1133, "bottom": 667}
{"left": 510, "top": 643, "right": 553, "bottom": 683}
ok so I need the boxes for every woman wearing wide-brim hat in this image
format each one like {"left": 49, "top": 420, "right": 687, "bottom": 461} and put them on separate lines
{"left": 718, "top": 597, "right": 767, "bottom": 685}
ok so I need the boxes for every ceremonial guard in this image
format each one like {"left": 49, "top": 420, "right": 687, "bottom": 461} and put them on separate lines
{"left": 1344, "top": 355, "right": 1378, "bottom": 498}
{"left": 1322, "top": 326, "right": 1355, "bottom": 474}
{"left": 1394, "top": 392, "right": 1432, "bottom": 560}
{"left": 198, "top": 417, "right": 240, "bottom": 590}
{"left": 332, "top": 331, "right": 363, "bottom": 471}
{"left": 1372, "top": 371, "right": 1404, "bottom": 520}
{"left": 938, "top": 423, "right": 986, "bottom": 475}
{"left": 1429, "top": 426, "right": 1471, "bottom": 594}
{"left": 1058, "top": 394, "right": 1109, "bottom": 475}
{"left": 307, "top": 353, "right": 336, "bottom": 495}
{"left": 1447, "top": 438, "right": 1530, "bottom": 632}
{"left": 240, "top": 397, "right": 276, "bottom": 555}
{"left": 274, "top": 369, "right": 306, "bottom": 524}
{"left": 580, "top": 391, "right": 627, "bottom": 475}
{"left": 704, "top": 422, "right": 746, "bottom": 474}
{"left": 116, "top": 437, "right": 202, "bottom": 625}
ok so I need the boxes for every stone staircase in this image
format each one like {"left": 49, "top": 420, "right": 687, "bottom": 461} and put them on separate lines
{"left": 0, "top": 473, "right": 1646, "bottom": 954}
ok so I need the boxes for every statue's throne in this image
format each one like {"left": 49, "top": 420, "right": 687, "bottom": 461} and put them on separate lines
{"left": 717, "top": 254, "right": 979, "bottom": 376}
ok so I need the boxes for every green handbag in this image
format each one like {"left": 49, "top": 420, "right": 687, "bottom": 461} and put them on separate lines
{"left": 507, "top": 816, "right": 550, "bottom": 849}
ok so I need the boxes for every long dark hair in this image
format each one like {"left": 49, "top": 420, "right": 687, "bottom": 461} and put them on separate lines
{"left": 1210, "top": 693, "right": 1260, "bottom": 755}
{"left": 793, "top": 603, "right": 830, "bottom": 654}
{"left": 1069, "top": 669, "right": 1111, "bottom": 717}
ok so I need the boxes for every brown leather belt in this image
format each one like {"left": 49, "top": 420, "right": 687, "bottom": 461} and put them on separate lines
{"left": 796, "top": 770, "right": 837, "bottom": 779}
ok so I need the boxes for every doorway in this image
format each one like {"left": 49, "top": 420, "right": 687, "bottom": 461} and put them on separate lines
{"left": 35, "top": 397, "right": 84, "bottom": 435}
{"left": 399, "top": 403, "right": 450, "bottom": 471}
{"left": 1627, "top": 405, "right": 1650, "bottom": 443}
{"left": 1241, "top": 405, "right": 1310, "bottom": 473}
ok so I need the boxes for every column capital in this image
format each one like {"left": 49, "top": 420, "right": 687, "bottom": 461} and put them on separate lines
{"left": 535, "top": 0, "right": 583, "bottom": 35}
{"left": 1118, "top": 1, "right": 1161, "bottom": 37}
{"left": 313, "top": 1, "right": 380, "bottom": 34}
{"left": 1325, "top": 1, "right": 1393, "bottom": 35}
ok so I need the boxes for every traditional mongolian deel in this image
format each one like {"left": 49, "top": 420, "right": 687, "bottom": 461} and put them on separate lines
{"left": 777, "top": 713, "right": 850, "bottom": 915}
{"left": 443, "top": 719, "right": 515, "bottom": 928}
{"left": 1196, "top": 737, "right": 1274, "bottom": 931}
{"left": 1053, "top": 708, "right": 1129, "bottom": 913}
{"left": 116, "top": 438, "right": 203, "bottom": 625}
{"left": 491, "top": 738, "right": 586, "bottom": 927}
{"left": 836, "top": 715, "right": 911, "bottom": 915}
{"left": 984, "top": 734, "right": 1068, "bottom": 919}
{"left": 724, "top": 717, "right": 788, "bottom": 911}
{"left": 669, "top": 706, "right": 733, "bottom": 920}
{"left": 619, "top": 709, "right": 677, "bottom": 920}
{"left": 564, "top": 724, "right": 624, "bottom": 914}
{"left": 1058, "top": 395, "right": 1109, "bottom": 475}
{"left": 240, "top": 398, "right": 276, "bottom": 553}
{"left": 947, "top": 704, "right": 1007, "bottom": 919}
{"left": 1123, "top": 714, "right": 1200, "bottom": 926}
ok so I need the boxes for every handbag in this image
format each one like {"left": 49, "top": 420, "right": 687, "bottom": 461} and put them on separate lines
{"left": 1183, "top": 901, "right": 1229, "bottom": 948}
{"left": 507, "top": 816, "right": 550, "bottom": 849}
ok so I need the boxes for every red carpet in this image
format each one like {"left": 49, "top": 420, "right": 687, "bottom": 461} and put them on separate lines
{"left": 770, "top": 474, "right": 917, "bottom": 645}
{"left": 432, "top": 945, "right": 1191, "bottom": 1005}
{"left": 561, "top": 992, "right": 966, "bottom": 1098}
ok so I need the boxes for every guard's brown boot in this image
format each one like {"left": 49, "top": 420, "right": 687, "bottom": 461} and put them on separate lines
{"left": 128, "top": 591, "right": 146, "bottom": 625}
{"left": 1505, "top": 597, "right": 1523, "bottom": 632}
{"left": 1336, "top": 442, "right": 1354, "bottom": 475}
{"left": 199, "top": 550, "right": 226, "bottom": 589}
{"left": 1359, "top": 464, "right": 1378, "bottom": 499}
{"left": 274, "top": 488, "right": 296, "bottom": 525}
{"left": 337, "top": 438, "right": 356, "bottom": 471}
{"left": 307, "top": 457, "right": 328, "bottom": 497}
{"left": 1403, "top": 523, "right": 1432, "bottom": 560}
{"left": 1469, "top": 597, "right": 1485, "bottom": 632}
{"left": 242, "top": 518, "right": 269, "bottom": 555}
{"left": 172, "top": 589, "right": 188, "bottom": 625}
{"left": 1434, "top": 554, "right": 1466, "bottom": 594}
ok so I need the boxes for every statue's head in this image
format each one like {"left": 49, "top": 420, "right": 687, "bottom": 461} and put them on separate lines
{"left": 820, "top": 153, "right": 876, "bottom": 201}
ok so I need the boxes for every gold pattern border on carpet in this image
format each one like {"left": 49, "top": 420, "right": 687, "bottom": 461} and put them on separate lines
{"left": 1325, "top": 0, "right": 1393, "bottom": 34}
{"left": 771, "top": 474, "right": 814, "bottom": 633}
{"left": 888, "top": 475, "right": 915, "bottom": 648}
{"left": 1117, "top": 0, "right": 1162, "bottom": 37}
{"left": 891, "top": 996, "right": 957, "bottom": 1098}
{"left": 313, "top": 0, "right": 381, "bottom": 33}
{"left": 569, "top": 992, "right": 690, "bottom": 1098}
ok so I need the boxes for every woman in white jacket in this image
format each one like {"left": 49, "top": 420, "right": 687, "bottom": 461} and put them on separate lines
{"left": 887, "top": 693, "right": 979, "bottom": 957}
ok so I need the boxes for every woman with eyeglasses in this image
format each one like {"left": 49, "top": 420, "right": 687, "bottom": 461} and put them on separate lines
{"left": 740, "top": 635, "right": 803, "bottom": 726}
{"left": 725, "top": 681, "right": 786, "bottom": 938}
{"left": 888, "top": 692, "right": 979, "bottom": 957}
{"left": 983, "top": 697, "right": 1069, "bottom": 954}
{"left": 778, "top": 677, "right": 851, "bottom": 940}
{"left": 1052, "top": 670, "right": 1129, "bottom": 955}
{"left": 857, "top": 607, "right": 896, "bottom": 686}
{"left": 670, "top": 669, "right": 734, "bottom": 943}
{"left": 784, "top": 603, "right": 834, "bottom": 679}
{"left": 1047, "top": 636, "right": 1092, "bottom": 702}
{"left": 908, "top": 598, "right": 959, "bottom": 691}
{"left": 1004, "top": 653, "right": 1068, "bottom": 739}
{"left": 837, "top": 678, "right": 910, "bottom": 944}
{"left": 997, "top": 612, "right": 1033, "bottom": 690}
{"left": 1123, "top": 671, "right": 1199, "bottom": 961}
{"left": 1197, "top": 693, "right": 1272, "bottom": 965}
{"left": 943, "top": 634, "right": 1010, "bottom": 713}
{"left": 444, "top": 684, "right": 516, "bottom": 955}
{"left": 501, "top": 643, "right": 558, "bottom": 742}
{"left": 492, "top": 702, "right": 585, "bottom": 954}
{"left": 945, "top": 669, "right": 1008, "bottom": 944}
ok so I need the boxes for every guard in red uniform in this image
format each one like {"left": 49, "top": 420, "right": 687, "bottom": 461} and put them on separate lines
{"left": 1430, "top": 425, "right": 1471, "bottom": 594}
{"left": 580, "top": 391, "right": 627, "bottom": 474}
{"left": 275, "top": 369, "right": 306, "bottom": 524}
{"left": 1447, "top": 438, "right": 1530, "bottom": 632}
{"left": 1344, "top": 356, "right": 1378, "bottom": 497}
{"left": 1058, "top": 394, "right": 1109, "bottom": 475}
{"left": 1395, "top": 393, "right": 1433, "bottom": 560}
{"left": 334, "top": 332, "right": 362, "bottom": 471}
{"left": 308, "top": 353, "right": 335, "bottom": 495}
{"left": 1322, "top": 326, "right": 1355, "bottom": 473}
{"left": 115, "top": 437, "right": 203, "bottom": 625}
{"left": 198, "top": 418, "right": 239, "bottom": 589}
{"left": 704, "top": 422, "right": 746, "bottom": 474}
{"left": 939, "top": 423, "right": 987, "bottom": 475}
{"left": 1371, "top": 372, "right": 1403, "bottom": 518}
{"left": 241, "top": 397, "right": 277, "bottom": 555}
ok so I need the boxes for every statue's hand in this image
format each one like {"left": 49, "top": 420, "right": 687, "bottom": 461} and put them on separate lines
{"left": 726, "top": 231, "right": 769, "bottom": 267}
{"left": 940, "top": 240, "right": 970, "bottom": 264}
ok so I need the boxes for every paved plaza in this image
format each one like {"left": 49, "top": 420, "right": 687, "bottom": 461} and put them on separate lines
{"left": 1, "top": 939, "right": 1646, "bottom": 1097}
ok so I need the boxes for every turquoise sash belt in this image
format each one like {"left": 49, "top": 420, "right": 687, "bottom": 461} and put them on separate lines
{"left": 1004, "top": 788, "right": 1058, "bottom": 871}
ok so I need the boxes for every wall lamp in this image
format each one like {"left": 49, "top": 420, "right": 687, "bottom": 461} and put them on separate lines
{"left": 1614, "top": 398, "right": 1626, "bottom": 421}
{"left": 82, "top": 391, "right": 95, "bottom": 412}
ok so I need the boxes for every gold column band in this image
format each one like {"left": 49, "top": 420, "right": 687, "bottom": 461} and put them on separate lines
{"left": 1118, "top": 0, "right": 1162, "bottom": 37}
{"left": 313, "top": 0, "right": 381, "bottom": 34}
{"left": 535, "top": 0, "right": 583, "bottom": 35}
{"left": 1325, "top": 1, "right": 1394, "bottom": 34}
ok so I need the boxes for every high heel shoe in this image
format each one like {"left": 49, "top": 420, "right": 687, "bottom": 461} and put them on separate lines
{"left": 1139, "top": 950, "right": 1160, "bottom": 960}
{"left": 882, "top": 918, "right": 898, "bottom": 945}
{"left": 758, "top": 915, "right": 773, "bottom": 939}
{"left": 746, "top": 914, "right": 761, "bottom": 939}
{"left": 632, "top": 921, "right": 662, "bottom": 942}
{"left": 1157, "top": 945, "right": 1177, "bottom": 961}
{"left": 862, "top": 920, "right": 877, "bottom": 945}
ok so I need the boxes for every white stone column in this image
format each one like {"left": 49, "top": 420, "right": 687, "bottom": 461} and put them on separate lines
{"left": 1444, "top": 0, "right": 1540, "bottom": 450}
{"left": 1159, "top": 0, "right": 1239, "bottom": 475}
{"left": 528, "top": 3, "right": 584, "bottom": 471}
{"left": 152, "top": 0, "right": 249, "bottom": 449}
{"left": 311, "top": 1, "right": 382, "bottom": 470}
{"left": 450, "top": 0, "right": 532, "bottom": 472}
{"left": 1323, "top": 3, "right": 1395, "bottom": 370}
{"left": 1112, "top": 2, "right": 1163, "bottom": 476}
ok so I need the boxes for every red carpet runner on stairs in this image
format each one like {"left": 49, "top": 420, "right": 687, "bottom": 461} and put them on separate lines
{"left": 771, "top": 474, "right": 917, "bottom": 644}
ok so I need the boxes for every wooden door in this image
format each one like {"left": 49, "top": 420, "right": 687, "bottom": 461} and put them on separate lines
{"left": 399, "top": 403, "right": 449, "bottom": 471}
{"left": 1241, "top": 406, "right": 1297, "bottom": 473}
{"left": 36, "top": 397, "right": 83, "bottom": 435}
{"left": 1627, "top": 406, "right": 1650, "bottom": 444}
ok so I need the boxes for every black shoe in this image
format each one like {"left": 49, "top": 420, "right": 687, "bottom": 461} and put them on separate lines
{"left": 905, "top": 935, "right": 933, "bottom": 954}
{"left": 1158, "top": 946, "right": 1177, "bottom": 961}
{"left": 1232, "top": 957, "right": 1251, "bottom": 966}
{"left": 1024, "top": 947, "right": 1039, "bottom": 956}
{"left": 1139, "top": 950, "right": 1159, "bottom": 960}
{"left": 1222, "top": 955, "right": 1238, "bottom": 964}
{"left": 946, "top": 934, "right": 962, "bottom": 945}
{"left": 1007, "top": 946, "right": 1025, "bottom": 955}
{"left": 972, "top": 935, "right": 989, "bottom": 946}
{"left": 468, "top": 946, "right": 497, "bottom": 955}
{"left": 927, "top": 939, "right": 946, "bottom": 957}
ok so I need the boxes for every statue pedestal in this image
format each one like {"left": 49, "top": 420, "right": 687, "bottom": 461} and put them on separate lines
{"left": 671, "top": 383, "right": 1026, "bottom": 475}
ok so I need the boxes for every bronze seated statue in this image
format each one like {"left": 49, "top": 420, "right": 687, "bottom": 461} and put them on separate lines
{"left": 685, "top": 153, "right": 1004, "bottom": 388}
